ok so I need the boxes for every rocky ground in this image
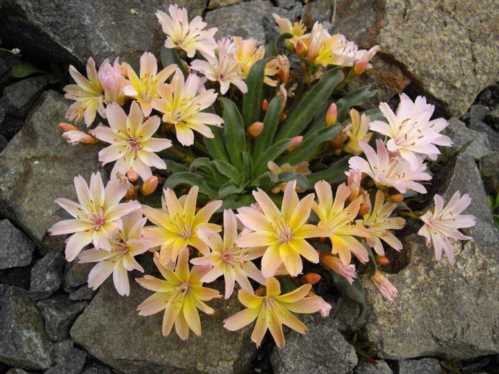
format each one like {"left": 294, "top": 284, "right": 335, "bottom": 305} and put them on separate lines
{"left": 0, "top": 0, "right": 498, "bottom": 373}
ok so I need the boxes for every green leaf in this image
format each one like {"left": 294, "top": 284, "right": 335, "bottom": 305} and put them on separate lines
{"left": 166, "top": 159, "right": 189, "bottom": 173}
{"left": 275, "top": 172, "right": 312, "bottom": 191}
{"left": 164, "top": 172, "right": 216, "bottom": 198}
{"left": 220, "top": 97, "right": 246, "bottom": 169}
{"left": 189, "top": 157, "right": 222, "bottom": 181}
{"left": 213, "top": 160, "right": 242, "bottom": 184}
{"left": 268, "top": 33, "right": 292, "bottom": 56}
{"left": 253, "top": 96, "right": 281, "bottom": 157}
{"left": 276, "top": 69, "right": 344, "bottom": 141}
{"left": 279, "top": 125, "right": 343, "bottom": 165}
{"left": 204, "top": 127, "right": 230, "bottom": 163}
{"left": 10, "top": 63, "right": 44, "bottom": 78}
{"left": 241, "top": 151, "right": 253, "bottom": 180}
{"left": 253, "top": 138, "right": 291, "bottom": 177}
{"left": 336, "top": 86, "right": 377, "bottom": 122}
{"left": 159, "top": 47, "right": 188, "bottom": 74}
{"left": 218, "top": 184, "right": 245, "bottom": 199}
{"left": 308, "top": 156, "right": 349, "bottom": 184}
{"left": 222, "top": 193, "right": 255, "bottom": 209}
{"left": 242, "top": 58, "right": 268, "bottom": 126}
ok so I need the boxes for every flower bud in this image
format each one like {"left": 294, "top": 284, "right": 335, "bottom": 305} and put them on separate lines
{"left": 359, "top": 202, "right": 370, "bottom": 216}
{"left": 247, "top": 121, "right": 264, "bottom": 138}
{"left": 127, "top": 170, "right": 139, "bottom": 183}
{"left": 331, "top": 131, "right": 347, "bottom": 149}
{"left": 62, "top": 130, "right": 97, "bottom": 145}
{"left": 141, "top": 176, "right": 159, "bottom": 196}
{"left": 388, "top": 193, "right": 404, "bottom": 203}
{"left": 125, "top": 185, "right": 138, "bottom": 200}
{"left": 261, "top": 99, "right": 269, "bottom": 112}
{"left": 353, "top": 59, "right": 369, "bottom": 75}
{"left": 58, "top": 122, "right": 79, "bottom": 132}
{"left": 303, "top": 272, "right": 321, "bottom": 285}
{"left": 376, "top": 255, "right": 390, "bottom": 266}
{"left": 287, "top": 136, "right": 303, "bottom": 152}
{"left": 325, "top": 103, "right": 337, "bottom": 127}
{"left": 295, "top": 40, "right": 307, "bottom": 57}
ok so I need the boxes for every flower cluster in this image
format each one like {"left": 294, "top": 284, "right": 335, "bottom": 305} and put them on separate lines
{"left": 50, "top": 4, "right": 476, "bottom": 349}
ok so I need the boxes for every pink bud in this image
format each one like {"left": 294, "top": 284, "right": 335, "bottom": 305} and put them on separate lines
{"left": 141, "top": 176, "right": 159, "bottom": 196}
{"left": 62, "top": 130, "right": 97, "bottom": 145}
{"left": 127, "top": 170, "right": 139, "bottom": 183}
{"left": 248, "top": 121, "right": 264, "bottom": 138}
{"left": 287, "top": 136, "right": 303, "bottom": 152}
{"left": 325, "top": 103, "right": 337, "bottom": 127}
{"left": 58, "top": 122, "right": 79, "bottom": 132}
{"left": 353, "top": 59, "right": 369, "bottom": 75}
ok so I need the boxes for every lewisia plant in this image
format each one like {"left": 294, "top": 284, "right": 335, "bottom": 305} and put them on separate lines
{"left": 51, "top": 4, "right": 476, "bottom": 348}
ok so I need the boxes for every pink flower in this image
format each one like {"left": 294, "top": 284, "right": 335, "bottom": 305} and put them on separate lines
{"left": 191, "top": 38, "right": 247, "bottom": 95}
{"left": 362, "top": 191, "right": 406, "bottom": 255}
{"left": 418, "top": 191, "right": 476, "bottom": 264}
{"left": 348, "top": 140, "right": 432, "bottom": 194}
{"left": 78, "top": 210, "right": 155, "bottom": 296}
{"left": 63, "top": 58, "right": 105, "bottom": 126}
{"left": 122, "top": 52, "right": 176, "bottom": 116}
{"left": 369, "top": 94, "right": 452, "bottom": 167}
{"left": 152, "top": 69, "right": 223, "bottom": 146}
{"left": 156, "top": 5, "right": 217, "bottom": 58}
{"left": 191, "top": 210, "right": 265, "bottom": 299}
{"left": 371, "top": 271, "right": 398, "bottom": 302}
{"left": 320, "top": 254, "right": 357, "bottom": 284}
{"left": 98, "top": 58, "right": 126, "bottom": 105}
{"left": 93, "top": 102, "right": 171, "bottom": 181}
{"left": 49, "top": 172, "right": 141, "bottom": 261}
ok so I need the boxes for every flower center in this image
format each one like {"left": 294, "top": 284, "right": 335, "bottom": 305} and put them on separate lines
{"left": 93, "top": 215, "right": 106, "bottom": 231}
{"left": 278, "top": 226, "right": 293, "bottom": 244}
{"left": 179, "top": 282, "right": 190, "bottom": 294}
{"left": 128, "top": 137, "right": 142, "bottom": 152}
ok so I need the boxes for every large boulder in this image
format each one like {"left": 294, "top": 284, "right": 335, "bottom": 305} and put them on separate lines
{"left": 0, "top": 219, "right": 34, "bottom": 270}
{"left": 377, "top": 0, "right": 498, "bottom": 115}
{"left": 270, "top": 315, "right": 358, "bottom": 374}
{"left": 0, "top": 90, "right": 100, "bottom": 246}
{"left": 307, "top": 0, "right": 498, "bottom": 116}
{"left": 0, "top": 0, "right": 206, "bottom": 66}
{"left": 205, "top": 0, "right": 274, "bottom": 42}
{"left": 364, "top": 155, "right": 499, "bottom": 359}
{"left": 71, "top": 280, "right": 256, "bottom": 374}
{"left": 0, "top": 285, "right": 54, "bottom": 369}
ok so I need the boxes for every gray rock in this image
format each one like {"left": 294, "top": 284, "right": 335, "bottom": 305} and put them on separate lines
{"left": 271, "top": 315, "right": 358, "bottom": 374}
{"left": 45, "top": 340, "right": 87, "bottom": 374}
{"left": 0, "top": 266, "right": 31, "bottom": 289}
{"left": 443, "top": 155, "right": 499, "bottom": 256}
{"left": 0, "top": 115, "right": 25, "bottom": 140}
{"left": 0, "top": 219, "right": 34, "bottom": 270}
{"left": 205, "top": 0, "right": 274, "bottom": 42}
{"left": 330, "top": 0, "right": 379, "bottom": 45}
{"left": 444, "top": 118, "right": 491, "bottom": 160}
{"left": 6, "top": 369, "right": 30, "bottom": 374}
{"left": 69, "top": 286, "right": 95, "bottom": 301}
{"left": 399, "top": 358, "right": 442, "bottom": 374}
{"left": 480, "top": 151, "right": 499, "bottom": 192}
{"left": 0, "top": 101, "right": 5, "bottom": 125}
{"left": 0, "top": 0, "right": 205, "bottom": 66}
{"left": 208, "top": 0, "right": 241, "bottom": 10}
{"left": 364, "top": 155, "right": 499, "bottom": 359}
{"left": 0, "top": 285, "right": 53, "bottom": 369}
{"left": 37, "top": 295, "right": 87, "bottom": 341}
{"left": 355, "top": 360, "right": 393, "bottom": 374}
{"left": 0, "top": 91, "right": 100, "bottom": 245}
{"left": 81, "top": 363, "right": 112, "bottom": 374}
{"left": 378, "top": 0, "right": 499, "bottom": 116}
{"left": 64, "top": 262, "right": 93, "bottom": 291}
{"left": 469, "top": 120, "right": 499, "bottom": 150}
{"left": 302, "top": 0, "right": 333, "bottom": 25}
{"left": 3, "top": 75, "right": 49, "bottom": 116}
{"left": 71, "top": 281, "right": 256, "bottom": 374}
{"left": 30, "top": 250, "right": 65, "bottom": 300}
{"left": 0, "top": 134, "right": 7, "bottom": 152}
